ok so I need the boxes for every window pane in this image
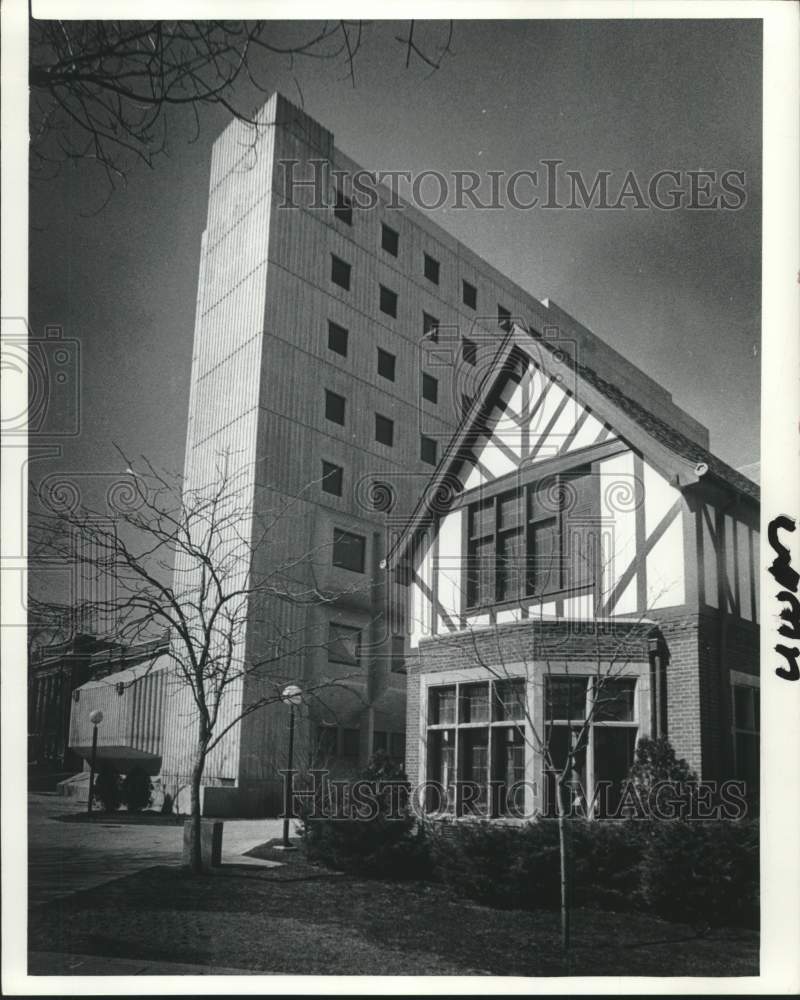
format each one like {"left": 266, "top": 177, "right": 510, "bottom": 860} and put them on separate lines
{"left": 494, "top": 726, "right": 526, "bottom": 817}
{"left": 327, "top": 320, "right": 348, "bottom": 356}
{"left": 593, "top": 726, "right": 637, "bottom": 817}
{"left": 424, "top": 253, "right": 439, "bottom": 284}
{"left": 328, "top": 622, "right": 360, "bottom": 664}
{"left": 321, "top": 461, "right": 343, "bottom": 496}
{"left": 373, "top": 730, "right": 388, "bottom": 753}
{"left": 423, "top": 312, "right": 439, "bottom": 342}
{"left": 735, "top": 732, "right": 759, "bottom": 790}
{"left": 381, "top": 223, "right": 399, "bottom": 256}
{"left": 592, "top": 678, "right": 636, "bottom": 722}
{"left": 427, "top": 729, "right": 455, "bottom": 813}
{"left": 734, "top": 686, "right": 756, "bottom": 731}
{"left": 527, "top": 516, "right": 559, "bottom": 594}
{"left": 332, "top": 529, "right": 365, "bottom": 573}
{"left": 379, "top": 284, "right": 397, "bottom": 317}
{"left": 546, "top": 676, "right": 587, "bottom": 721}
{"left": 470, "top": 497, "right": 494, "bottom": 538}
{"left": 544, "top": 723, "right": 588, "bottom": 818}
{"left": 494, "top": 679, "right": 526, "bottom": 721}
{"left": 462, "top": 280, "right": 477, "bottom": 310}
{"left": 497, "top": 527, "right": 524, "bottom": 602}
{"left": 462, "top": 337, "right": 477, "bottom": 365}
{"left": 420, "top": 435, "right": 437, "bottom": 466}
{"left": 375, "top": 414, "right": 394, "bottom": 447}
{"left": 377, "top": 348, "right": 395, "bottom": 381}
{"left": 498, "top": 304, "right": 511, "bottom": 331}
{"left": 390, "top": 732, "right": 405, "bottom": 760}
{"left": 316, "top": 725, "right": 337, "bottom": 758}
{"left": 422, "top": 372, "right": 438, "bottom": 403}
{"left": 342, "top": 728, "right": 360, "bottom": 758}
{"left": 325, "top": 390, "right": 346, "bottom": 425}
{"left": 460, "top": 729, "right": 489, "bottom": 816}
{"left": 331, "top": 254, "right": 351, "bottom": 290}
{"left": 460, "top": 683, "right": 489, "bottom": 723}
{"left": 334, "top": 190, "right": 352, "bottom": 225}
{"left": 467, "top": 536, "right": 494, "bottom": 607}
{"left": 430, "top": 686, "right": 456, "bottom": 725}
{"left": 498, "top": 490, "right": 523, "bottom": 530}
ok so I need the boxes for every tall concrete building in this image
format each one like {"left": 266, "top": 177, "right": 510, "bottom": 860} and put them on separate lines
{"left": 80, "top": 92, "right": 737, "bottom": 816}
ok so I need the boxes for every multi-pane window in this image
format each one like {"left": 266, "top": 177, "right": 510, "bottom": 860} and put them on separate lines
{"left": 465, "top": 475, "right": 594, "bottom": 609}
{"left": 321, "top": 460, "right": 343, "bottom": 496}
{"left": 377, "top": 348, "right": 396, "bottom": 382}
{"left": 462, "top": 338, "right": 477, "bottom": 366}
{"left": 462, "top": 280, "right": 477, "bottom": 310}
{"left": 426, "top": 678, "right": 527, "bottom": 817}
{"left": 498, "top": 304, "right": 512, "bottom": 331}
{"left": 423, "top": 312, "right": 439, "bottom": 343}
{"left": 334, "top": 189, "right": 353, "bottom": 225}
{"left": 332, "top": 529, "right": 366, "bottom": 573}
{"left": 381, "top": 223, "right": 399, "bottom": 256}
{"left": 375, "top": 413, "right": 394, "bottom": 447}
{"left": 732, "top": 684, "right": 759, "bottom": 798}
{"left": 325, "top": 389, "right": 346, "bottom": 426}
{"left": 421, "top": 372, "right": 438, "bottom": 404}
{"left": 379, "top": 284, "right": 398, "bottom": 317}
{"left": 544, "top": 676, "right": 638, "bottom": 818}
{"left": 327, "top": 320, "right": 348, "bottom": 357}
{"left": 420, "top": 435, "right": 438, "bottom": 466}
{"left": 424, "top": 253, "right": 440, "bottom": 284}
{"left": 373, "top": 730, "right": 405, "bottom": 762}
{"left": 327, "top": 622, "right": 361, "bottom": 665}
{"left": 331, "top": 254, "right": 351, "bottom": 290}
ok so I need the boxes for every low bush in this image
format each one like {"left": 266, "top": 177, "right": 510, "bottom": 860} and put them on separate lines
{"left": 301, "top": 752, "right": 433, "bottom": 880}
{"left": 121, "top": 766, "right": 153, "bottom": 812}
{"left": 640, "top": 819, "right": 759, "bottom": 931}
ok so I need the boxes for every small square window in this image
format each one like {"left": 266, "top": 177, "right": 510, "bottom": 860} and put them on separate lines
{"left": 327, "top": 321, "right": 348, "bottom": 357}
{"left": 423, "top": 312, "right": 439, "bottom": 343}
{"left": 420, "top": 434, "right": 438, "bottom": 466}
{"left": 377, "top": 348, "right": 396, "bottom": 382}
{"left": 380, "top": 284, "right": 398, "bottom": 318}
{"left": 424, "top": 253, "right": 440, "bottom": 285}
{"left": 422, "top": 372, "right": 438, "bottom": 404}
{"left": 381, "top": 223, "right": 399, "bottom": 256}
{"left": 331, "top": 255, "right": 351, "bottom": 290}
{"left": 321, "top": 461, "right": 343, "bottom": 496}
{"left": 462, "top": 338, "right": 477, "bottom": 366}
{"left": 332, "top": 528, "right": 366, "bottom": 573}
{"left": 462, "top": 280, "right": 477, "bottom": 309}
{"left": 498, "top": 304, "right": 512, "bottom": 331}
{"left": 334, "top": 189, "right": 352, "bottom": 225}
{"left": 328, "top": 622, "right": 361, "bottom": 665}
{"left": 325, "top": 389, "right": 346, "bottom": 426}
{"left": 375, "top": 413, "right": 394, "bottom": 447}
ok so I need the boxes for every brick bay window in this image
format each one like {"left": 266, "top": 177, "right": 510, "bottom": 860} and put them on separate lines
{"left": 544, "top": 675, "right": 638, "bottom": 818}
{"left": 425, "top": 677, "right": 527, "bottom": 818}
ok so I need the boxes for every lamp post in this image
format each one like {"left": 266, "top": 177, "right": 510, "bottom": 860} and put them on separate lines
{"left": 87, "top": 709, "right": 103, "bottom": 815}
{"left": 280, "top": 684, "right": 303, "bottom": 849}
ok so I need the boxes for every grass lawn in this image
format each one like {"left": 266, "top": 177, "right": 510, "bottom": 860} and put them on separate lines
{"left": 29, "top": 841, "right": 759, "bottom": 977}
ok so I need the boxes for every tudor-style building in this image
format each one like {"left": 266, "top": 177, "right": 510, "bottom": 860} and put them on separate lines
{"left": 387, "top": 324, "right": 760, "bottom": 819}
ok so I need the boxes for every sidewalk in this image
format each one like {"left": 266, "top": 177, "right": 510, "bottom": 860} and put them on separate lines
{"left": 27, "top": 793, "right": 290, "bottom": 907}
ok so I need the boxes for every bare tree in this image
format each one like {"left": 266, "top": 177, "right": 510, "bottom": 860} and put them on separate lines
{"left": 29, "top": 19, "right": 454, "bottom": 199}
{"left": 30, "top": 451, "right": 375, "bottom": 873}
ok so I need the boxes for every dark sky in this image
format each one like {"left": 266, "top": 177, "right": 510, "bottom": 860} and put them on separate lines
{"left": 29, "top": 19, "right": 762, "bottom": 495}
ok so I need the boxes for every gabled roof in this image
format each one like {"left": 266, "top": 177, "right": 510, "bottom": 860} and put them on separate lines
{"left": 386, "top": 323, "right": 759, "bottom": 570}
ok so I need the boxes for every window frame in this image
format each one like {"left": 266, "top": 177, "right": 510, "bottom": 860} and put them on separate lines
{"left": 379, "top": 284, "right": 398, "bottom": 318}
{"left": 421, "top": 372, "right": 439, "bottom": 404}
{"left": 327, "top": 622, "right": 361, "bottom": 665}
{"left": 420, "top": 434, "right": 438, "bottom": 466}
{"left": 462, "top": 337, "right": 477, "bottom": 366}
{"left": 321, "top": 460, "right": 343, "bottom": 497}
{"left": 324, "top": 389, "right": 346, "bottom": 426}
{"left": 423, "top": 311, "right": 440, "bottom": 343}
{"left": 424, "top": 252, "right": 440, "bottom": 285}
{"left": 462, "top": 279, "right": 477, "bottom": 310}
{"left": 375, "top": 413, "right": 395, "bottom": 447}
{"left": 327, "top": 320, "right": 349, "bottom": 357}
{"left": 377, "top": 347, "right": 396, "bottom": 382}
{"left": 333, "top": 188, "right": 353, "bottom": 226}
{"left": 381, "top": 222, "right": 399, "bottom": 256}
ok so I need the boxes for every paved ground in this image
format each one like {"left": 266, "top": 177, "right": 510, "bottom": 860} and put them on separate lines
{"left": 27, "top": 792, "right": 289, "bottom": 907}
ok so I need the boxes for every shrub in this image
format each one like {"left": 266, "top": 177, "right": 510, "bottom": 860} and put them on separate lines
{"left": 121, "top": 766, "right": 153, "bottom": 812}
{"left": 623, "top": 737, "right": 699, "bottom": 817}
{"left": 640, "top": 819, "right": 759, "bottom": 931}
{"left": 93, "top": 763, "right": 121, "bottom": 812}
{"left": 301, "top": 751, "right": 432, "bottom": 879}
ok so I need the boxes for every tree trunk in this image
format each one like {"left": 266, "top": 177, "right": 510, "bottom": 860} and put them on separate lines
{"left": 557, "top": 776, "right": 571, "bottom": 953}
{"left": 189, "top": 745, "right": 206, "bottom": 875}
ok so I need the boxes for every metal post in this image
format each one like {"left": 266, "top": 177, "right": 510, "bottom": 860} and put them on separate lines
{"left": 87, "top": 724, "right": 98, "bottom": 815}
{"left": 282, "top": 703, "right": 295, "bottom": 848}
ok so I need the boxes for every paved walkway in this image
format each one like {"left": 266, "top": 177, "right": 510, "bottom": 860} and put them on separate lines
{"left": 28, "top": 792, "right": 291, "bottom": 907}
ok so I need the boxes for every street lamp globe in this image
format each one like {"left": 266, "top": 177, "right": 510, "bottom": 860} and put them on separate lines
{"left": 281, "top": 684, "right": 303, "bottom": 706}
{"left": 89, "top": 710, "right": 104, "bottom": 725}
